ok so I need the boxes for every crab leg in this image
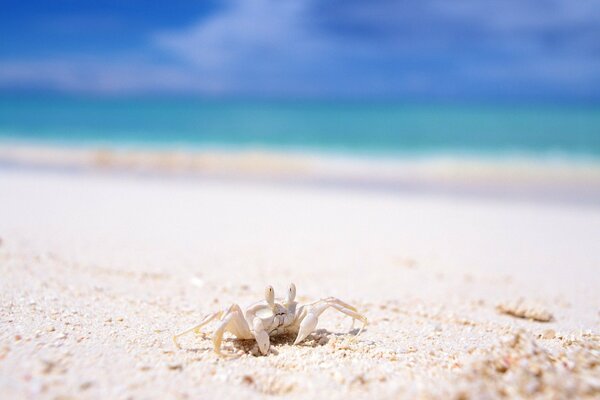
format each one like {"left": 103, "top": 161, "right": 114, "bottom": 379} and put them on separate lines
{"left": 294, "top": 298, "right": 368, "bottom": 345}
{"left": 212, "top": 304, "right": 254, "bottom": 356}
{"left": 303, "top": 297, "right": 359, "bottom": 312}
{"left": 321, "top": 297, "right": 360, "bottom": 328}
{"left": 173, "top": 310, "right": 223, "bottom": 349}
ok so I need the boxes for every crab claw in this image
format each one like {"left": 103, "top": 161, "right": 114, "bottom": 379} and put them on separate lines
{"left": 294, "top": 312, "right": 318, "bottom": 345}
{"left": 253, "top": 318, "right": 270, "bottom": 355}
{"left": 256, "top": 330, "right": 270, "bottom": 354}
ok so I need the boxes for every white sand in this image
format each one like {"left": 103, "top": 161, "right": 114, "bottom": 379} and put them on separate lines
{"left": 1, "top": 166, "right": 599, "bottom": 399}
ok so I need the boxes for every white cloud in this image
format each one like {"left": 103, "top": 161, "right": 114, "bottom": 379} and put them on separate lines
{"left": 0, "top": 0, "right": 598, "bottom": 98}
{"left": 155, "top": 0, "right": 317, "bottom": 69}
{"left": 430, "top": 0, "right": 600, "bottom": 32}
{"left": 0, "top": 58, "right": 225, "bottom": 94}
{"left": 152, "top": 0, "right": 346, "bottom": 94}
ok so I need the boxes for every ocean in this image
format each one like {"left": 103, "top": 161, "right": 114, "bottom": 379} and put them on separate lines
{"left": 1, "top": 96, "right": 599, "bottom": 161}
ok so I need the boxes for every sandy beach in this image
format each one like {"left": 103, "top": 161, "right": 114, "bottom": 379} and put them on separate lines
{"left": 1, "top": 153, "right": 600, "bottom": 399}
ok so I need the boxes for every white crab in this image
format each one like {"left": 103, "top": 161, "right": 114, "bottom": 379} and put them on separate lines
{"left": 173, "top": 283, "right": 367, "bottom": 356}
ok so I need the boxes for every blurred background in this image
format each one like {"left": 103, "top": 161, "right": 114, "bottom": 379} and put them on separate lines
{"left": 0, "top": 0, "right": 599, "bottom": 201}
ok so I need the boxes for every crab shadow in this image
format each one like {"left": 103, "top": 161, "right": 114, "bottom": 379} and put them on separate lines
{"left": 181, "top": 327, "right": 364, "bottom": 357}
{"left": 229, "top": 327, "right": 364, "bottom": 356}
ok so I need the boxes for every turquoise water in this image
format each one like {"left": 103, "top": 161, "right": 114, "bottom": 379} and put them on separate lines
{"left": 1, "top": 96, "right": 599, "bottom": 159}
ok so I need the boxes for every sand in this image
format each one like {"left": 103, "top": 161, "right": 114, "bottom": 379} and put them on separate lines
{"left": 1, "top": 162, "right": 599, "bottom": 399}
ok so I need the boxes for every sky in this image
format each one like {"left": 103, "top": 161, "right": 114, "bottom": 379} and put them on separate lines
{"left": 1, "top": 0, "right": 599, "bottom": 101}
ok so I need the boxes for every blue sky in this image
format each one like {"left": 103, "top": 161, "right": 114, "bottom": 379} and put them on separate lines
{"left": 1, "top": 0, "right": 599, "bottom": 100}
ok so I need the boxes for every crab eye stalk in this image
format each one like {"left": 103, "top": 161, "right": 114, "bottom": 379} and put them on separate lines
{"left": 265, "top": 285, "right": 275, "bottom": 307}
{"left": 287, "top": 283, "right": 296, "bottom": 302}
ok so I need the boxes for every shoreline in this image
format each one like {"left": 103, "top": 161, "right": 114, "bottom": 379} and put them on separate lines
{"left": 2, "top": 142, "right": 600, "bottom": 205}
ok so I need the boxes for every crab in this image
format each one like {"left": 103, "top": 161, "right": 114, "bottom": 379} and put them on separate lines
{"left": 173, "top": 283, "right": 367, "bottom": 356}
